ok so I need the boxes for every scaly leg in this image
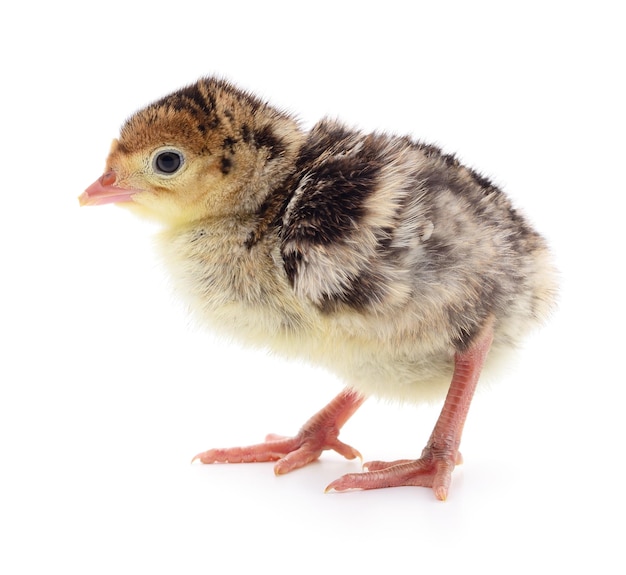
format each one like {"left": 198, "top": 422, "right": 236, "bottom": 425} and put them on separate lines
{"left": 193, "top": 388, "right": 365, "bottom": 474}
{"left": 326, "top": 319, "right": 494, "bottom": 500}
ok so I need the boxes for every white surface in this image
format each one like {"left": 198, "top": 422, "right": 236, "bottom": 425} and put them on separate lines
{"left": 1, "top": 1, "right": 623, "bottom": 573}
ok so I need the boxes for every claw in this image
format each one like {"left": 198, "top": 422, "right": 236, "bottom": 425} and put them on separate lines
{"left": 325, "top": 450, "right": 459, "bottom": 499}
{"left": 193, "top": 389, "right": 365, "bottom": 474}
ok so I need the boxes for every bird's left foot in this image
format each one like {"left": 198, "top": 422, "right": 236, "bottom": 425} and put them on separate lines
{"left": 329, "top": 319, "right": 495, "bottom": 500}
{"left": 325, "top": 446, "right": 463, "bottom": 501}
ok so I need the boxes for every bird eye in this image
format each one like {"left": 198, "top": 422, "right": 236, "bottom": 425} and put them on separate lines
{"left": 153, "top": 149, "right": 184, "bottom": 175}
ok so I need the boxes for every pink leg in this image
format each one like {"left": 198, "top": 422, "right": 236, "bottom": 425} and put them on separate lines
{"left": 326, "top": 319, "right": 494, "bottom": 500}
{"left": 193, "top": 389, "right": 365, "bottom": 474}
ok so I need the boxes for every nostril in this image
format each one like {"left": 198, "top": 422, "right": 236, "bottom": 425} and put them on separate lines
{"left": 101, "top": 171, "right": 117, "bottom": 186}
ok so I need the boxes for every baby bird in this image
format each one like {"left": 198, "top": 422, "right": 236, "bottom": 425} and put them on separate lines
{"left": 80, "top": 77, "right": 557, "bottom": 500}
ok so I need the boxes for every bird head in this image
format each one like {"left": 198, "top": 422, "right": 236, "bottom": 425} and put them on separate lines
{"left": 80, "top": 78, "right": 302, "bottom": 227}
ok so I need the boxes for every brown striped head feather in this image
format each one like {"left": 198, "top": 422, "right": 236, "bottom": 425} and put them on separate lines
{"left": 93, "top": 78, "right": 303, "bottom": 226}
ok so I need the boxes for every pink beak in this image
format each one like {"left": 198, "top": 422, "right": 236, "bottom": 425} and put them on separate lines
{"left": 79, "top": 172, "right": 140, "bottom": 206}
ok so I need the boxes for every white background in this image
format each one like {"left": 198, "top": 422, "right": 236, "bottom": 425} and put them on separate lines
{"left": 1, "top": 1, "right": 624, "bottom": 573}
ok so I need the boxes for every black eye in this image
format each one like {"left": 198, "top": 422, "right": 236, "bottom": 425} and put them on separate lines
{"left": 153, "top": 149, "right": 184, "bottom": 174}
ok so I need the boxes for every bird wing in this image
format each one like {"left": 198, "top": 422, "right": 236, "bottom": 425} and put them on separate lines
{"left": 280, "top": 121, "right": 433, "bottom": 314}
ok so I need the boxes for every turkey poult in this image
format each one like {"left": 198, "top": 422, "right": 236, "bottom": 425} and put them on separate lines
{"left": 80, "top": 77, "right": 557, "bottom": 500}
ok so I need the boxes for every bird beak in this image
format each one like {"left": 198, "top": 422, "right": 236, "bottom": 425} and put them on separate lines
{"left": 79, "top": 172, "right": 140, "bottom": 206}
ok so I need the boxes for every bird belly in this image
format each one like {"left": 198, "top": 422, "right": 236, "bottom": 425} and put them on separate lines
{"left": 157, "top": 223, "right": 542, "bottom": 405}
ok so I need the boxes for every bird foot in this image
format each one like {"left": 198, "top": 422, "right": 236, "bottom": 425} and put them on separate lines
{"left": 192, "top": 431, "right": 362, "bottom": 475}
{"left": 325, "top": 447, "right": 463, "bottom": 501}
{"left": 192, "top": 389, "right": 365, "bottom": 475}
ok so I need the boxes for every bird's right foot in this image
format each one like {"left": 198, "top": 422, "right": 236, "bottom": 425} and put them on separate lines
{"left": 192, "top": 389, "right": 365, "bottom": 475}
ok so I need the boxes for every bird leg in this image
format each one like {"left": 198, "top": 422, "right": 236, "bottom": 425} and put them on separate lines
{"left": 326, "top": 319, "right": 494, "bottom": 500}
{"left": 193, "top": 388, "right": 365, "bottom": 474}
